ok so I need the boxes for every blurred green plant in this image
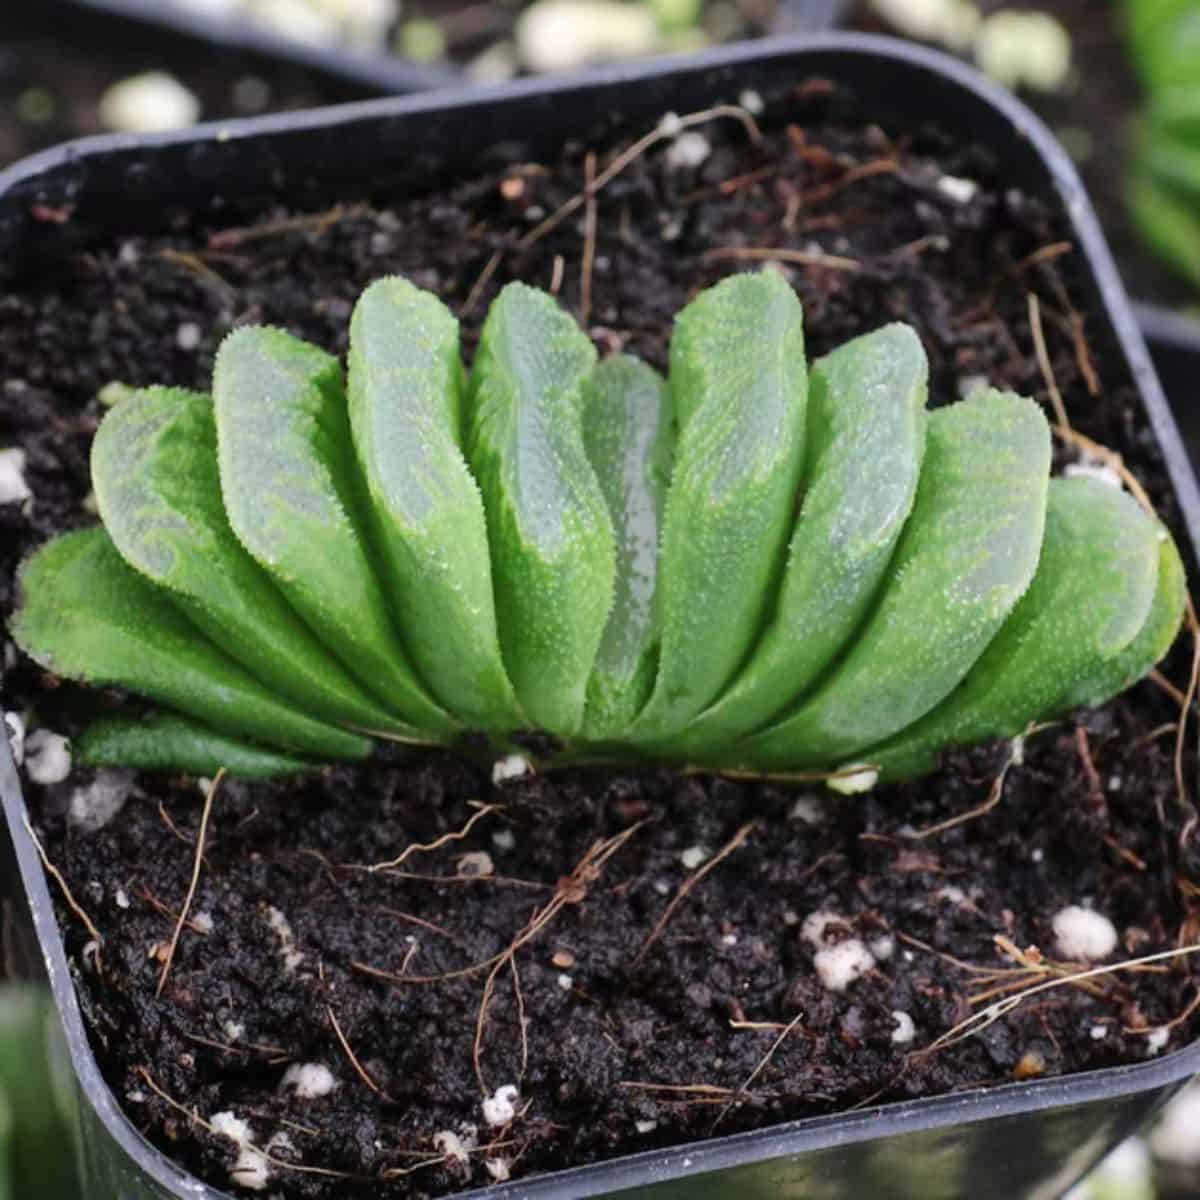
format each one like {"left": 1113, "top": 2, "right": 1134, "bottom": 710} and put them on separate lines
{"left": 8, "top": 273, "right": 1185, "bottom": 783}
{"left": 0, "top": 985, "right": 80, "bottom": 1199}
{"left": 1125, "top": 0, "right": 1200, "bottom": 291}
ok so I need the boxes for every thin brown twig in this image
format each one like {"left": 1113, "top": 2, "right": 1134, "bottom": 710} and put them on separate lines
{"left": 460, "top": 251, "right": 504, "bottom": 318}
{"left": 24, "top": 812, "right": 103, "bottom": 952}
{"left": 702, "top": 245, "right": 861, "bottom": 272}
{"left": 712, "top": 1010, "right": 806, "bottom": 1130}
{"left": 157, "top": 801, "right": 193, "bottom": 845}
{"left": 1028, "top": 292, "right": 1070, "bottom": 431}
{"left": 797, "top": 158, "right": 898, "bottom": 205}
{"left": 510, "top": 955, "right": 528, "bottom": 1085}
{"left": 158, "top": 770, "right": 223, "bottom": 998}
{"left": 208, "top": 204, "right": 365, "bottom": 250}
{"left": 580, "top": 151, "right": 597, "bottom": 330}
{"left": 356, "top": 803, "right": 502, "bottom": 872}
{"left": 517, "top": 104, "right": 762, "bottom": 253}
{"left": 903, "top": 749, "right": 1017, "bottom": 840}
{"left": 634, "top": 821, "right": 760, "bottom": 964}
{"left": 327, "top": 1003, "right": 385, "bottom": 1096}
{"left": 915, "top": 943, "right": 1200, "bottom": 1057}
{"left": 137, "top": 1066, "right": 355, "bottom": 1180}
{"left": 474, "top": 822, "right": 649, "bottom": 1093}
{"left": 617, "top": 1081, "right": 733, "bottom": 1096}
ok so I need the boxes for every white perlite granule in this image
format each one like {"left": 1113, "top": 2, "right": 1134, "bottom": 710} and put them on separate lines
{"left": 23, "top": 728, "right": 71, "bottom": 784}
{"left": 265, "top": 906, "right": 304, "bottom": 973}
{"left": 210, "top": 1111, "right": 270, "bottom": 1192}
{"left": 813, "top": 940, "right": 875, "bottom": 992}
{"left": 482, "top": 1084, "right": 520, "bottom": 1127}
{"left": 891, "top": 1011, "right": 916, "bottom": 1044}
{"left": 68, "top": 770, "right": 131, "bottom": 833}
{"left": 827, "top": 765, "right": 878, "bottom": 795}
{"left": 1052, "top": 905, "right": 1118, "bottom": 961}
{"left": 98, "top": 72, "right": 201, "bottom": 133}
{"left": 0, "top": 448, "right": 31, "bottom": 505}
{"left": 281, "top": 1063, "right": 337, "bottom": 1100}
{"left": 491, "top": 754, "right": 531, "bottom": 784}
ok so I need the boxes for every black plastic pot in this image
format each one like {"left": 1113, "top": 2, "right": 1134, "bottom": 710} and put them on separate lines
{"left": 52, "top": 0, "right": 837, "bottom": 103}
{"left": 53, "top": 0, "right": 459, "bottom": 100}
{"left": 1137, "top": 302, "right": 1200, "bottom": 475}
{"left": 2, "top": 31, "right": 1199, "bottom": 1200}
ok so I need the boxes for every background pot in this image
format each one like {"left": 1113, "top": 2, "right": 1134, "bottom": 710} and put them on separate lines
{"left": 1, "top": 32, "right": 1199, "bottom": 1200}
{"left": 50, "top": 0, "right": 459, "bottom": 100}
{"left": 1138, "top": 301, "right": 1200, "bottom": 474}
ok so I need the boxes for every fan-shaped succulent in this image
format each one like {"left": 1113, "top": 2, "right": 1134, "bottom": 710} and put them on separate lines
{"left": 9, "top": 271, "right": 1186, "bottom": 784}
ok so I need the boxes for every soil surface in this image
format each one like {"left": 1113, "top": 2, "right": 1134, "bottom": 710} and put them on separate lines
{"left": 2, "top": 79, "right": 1200, "bottom": 1198}
{"left": 0, "top": 10, "right": 366, "bottom": 173}
{"left": 854, "top": 0, "right": 1196, "bottom": 310}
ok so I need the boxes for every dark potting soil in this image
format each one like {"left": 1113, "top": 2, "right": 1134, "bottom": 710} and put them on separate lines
{"left": 2, "top": 79, "right": 1200, "bottom": 1197}
{"left": 854, "top": 0, "right": 1198, "bottom": 311}
{"left": 0, "top": 10, "right": 366, "bottom": 173}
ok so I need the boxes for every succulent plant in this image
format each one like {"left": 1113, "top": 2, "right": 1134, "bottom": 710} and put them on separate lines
{"left": 9, "top": 271, "right": 1186, "bottom": 783}
{"left": 1124, "top": 0, "right": 1200, "bottom": 290}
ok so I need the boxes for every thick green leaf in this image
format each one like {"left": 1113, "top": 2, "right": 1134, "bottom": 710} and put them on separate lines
{"left": 0, "top": 986, "right": 72, "bottom": 1200}
{"left": 1125, "top": 0, "right": 1199, "bottom": 80}
{"left": 580, "top": 355, "right": 675, "bottom": 740}
{"left": 466, "top": 283, "right": 615, "bottom": 735}
{"left": 866, "top": 476, "right": 1171, "bottom": 781}
{"left": 1143, "top": 128, "right": 1200, "bottom": 200}
{"left": 92, "top": 386, "right": 413, "bottom": 738}
{"left": 348, "top": 278, "right": 521, "bottom": 729}
{"left": 659, "top": 323, "right": 927, "bottom": 758}
{"left": 1148, "top": 87, "right": 1200, "bottom": 146}
{"left": 734, "top": 390, "right": 1050, "bottom": 770}
{"left": 628, "top": 271, "right": 808, "bottom": 743}
{"left": 76, "top": 712, "right": 318, "bottom": 779}
{"left": 1129, "top": 161, "right": 1200, "bottom": 290}
{"left": 10, "top": 528, "right": 370, "bottom": 760}
{"left": 1064, "top": 522, "right": 1187, "bottom": 709}
{"left": 1131, "top": 2, "right": 1200, "bottom": 90}
{"left": 213, "top": 328, "right": 455, "bottom": 736}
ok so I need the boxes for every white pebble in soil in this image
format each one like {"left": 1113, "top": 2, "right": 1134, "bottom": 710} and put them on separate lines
{"left": 98, "top": 72, "right": 201, "bottom": 134}
{"left": 515, "top": 0, "right": 659, "bottom": 73}
{"left": 491, "top": 754, "right": 531, "bottom": 784}
{"left": 3, "top": 712, "right": 25, "bottom": 765}
{"left": 68, "top": 770, "right": 132, "bottom": 833}
{"left": 482, "top": 1084, "right": 520, "bottom": 1128}
{"left": 813, "top": 940, "right": 875, "bottom": 993}
{"left": 1145, "top": 1027, "right": 1170, "bottom": 1056}
{"left": 679, "top": 845, "right": 708, "bottom": 870}
{"left": 264, "top": 906, "right": 304, "bottom": 974}
{"left": 210, "top": 1111, "right": 270, "bottom": 1192}
{"left": 0, "top": 448, "right": 31, "bottom": 505}
{"left": 788, "top": 794, "right": 825, "bottom": 825}
{"left": 433, "top": 1130, "right": 470, "bottom": 1167}
{"left": 175, "top": 322, "right": 202, "bottom": 351}
{"left": 891, "top": 1011, "right": 916, "bottom": 1045}
{"left": 23, "top": 728, "right": 71, "bottom": 784}
{"left": 827, "top": 764, "right": 878, "bottom": 795}
{"left": 665, "top": 132, "right": 711, "bottom": 171}
{"left": 1052, "top": 905, "right": 1118, "bottom": 961}
{"left": 281, "top": 1063, "right": 337, "bottom": 1100}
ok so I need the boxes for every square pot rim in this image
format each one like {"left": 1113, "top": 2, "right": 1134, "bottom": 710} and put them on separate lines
{"left": 2, "top": 31, "right": 1199, "bottom": 1200}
